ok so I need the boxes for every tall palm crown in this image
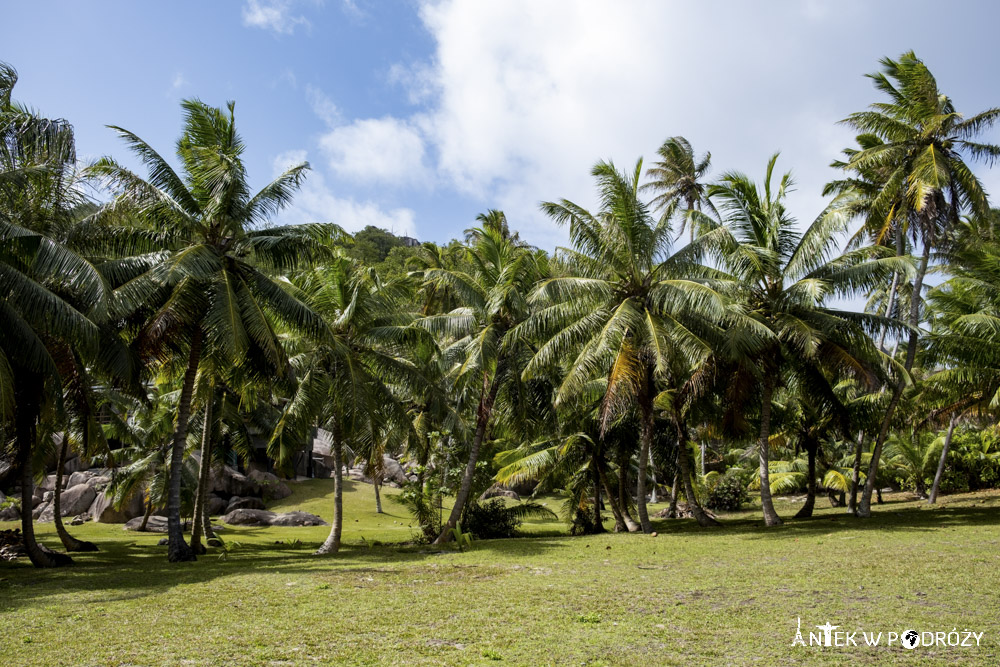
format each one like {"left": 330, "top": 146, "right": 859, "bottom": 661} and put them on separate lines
{"left": 86, "top": 99, "right": 331, "bottom": 562}
{"left": 420, "top": 221, "right": 549, "bottom": 542}
{"left": 701, "top": 154, "right": 904, "bottom": 526}
{"left": 272, "top": 256, "right": 424, "bottom": 554}
{"left": 838, "top": 52, "right": 1000, "bottom": 516}
{"left": 1, "top": 62, "right": 108, "bottom": 567}
{"left": 526, "top": 159, "right": 724, "bottom": 532}
{"left": 643, "top": 136, "right": 714, "bottom": 239}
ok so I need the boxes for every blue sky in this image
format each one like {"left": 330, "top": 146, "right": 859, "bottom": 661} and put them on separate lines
{"left": 6, "top": 1, "right": 1000, "bottom": 251}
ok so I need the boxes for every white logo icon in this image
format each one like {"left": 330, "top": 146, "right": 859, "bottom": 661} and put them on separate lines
{"left": 902, "top": 630, "right": 920, "bottom": 649}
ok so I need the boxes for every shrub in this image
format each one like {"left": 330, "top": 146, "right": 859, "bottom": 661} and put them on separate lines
{"left": 706, "top": 471, "right": 749, "bottom": 511}
{"left": 462, "top": 499, "right": 556, "bottom": 540}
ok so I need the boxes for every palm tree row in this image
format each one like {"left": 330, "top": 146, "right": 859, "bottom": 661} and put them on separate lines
{"left": 3, "top": 49, "right": 1000, "bottom": 569}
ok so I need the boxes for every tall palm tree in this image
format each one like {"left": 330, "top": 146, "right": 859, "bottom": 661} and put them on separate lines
{"left": 85, "top": 99, "right": 332, "bottom": 561}
{"left": 838, "top": 52, "right": 1000, "bottom": 517}
{"left": 701, "top": 154, "right": 904, "bottom": 526}
{"left": 420, "top": 221, "right": 549, "bottom": 543}
{"left": 525, "top": 159, "right": 726, "bottom": 532}
{"left": 643, "top": 136, "right": 714, "bottom": 240}
{"left": 270, "top": 257, "right": 424, "bottom": 554}
{"left": 0, "top": 62, "right": 106, "bottom": 567}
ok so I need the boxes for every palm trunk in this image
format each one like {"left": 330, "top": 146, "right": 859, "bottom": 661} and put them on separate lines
{"left": 848, "top": 432, "right": 864, "bottom": 515}
{"left": 597, "top": 461, "right": 629, "bottom": 532}
{"left": 649, "top": 449, "right": 659, "bottom": 504}
{"left": 189, "top": 390, "right": 214, "bottom": 555}
{"left": 54, "top": 433, "right": 97, "bottom": 551}
{"left": 667, "top": 472, "right": 679, "bottom": 518}
{"left": 138, "top": 494, "right": 153, "bottom": 531}
{"left": 434, "top": 371, "right": 500, "bottom": 544}
{"left": 794, "top": 441, "right": 817, "bottom": 519}
{"left": 316, "top": 420, "right": 344, "bottom": 555}
{"left": 166, "top": 329, "right": 202, "bottom": 562}
{"left": 758, "top": 377, "right": 782, "bottom": 526}
{"left": 859, "top": 241, "right": 931, "bottom": 518}
{"left": 15, "top": 371, "right": 72, "bottom": 567}
{"left": 615, "top": 448, "right": 639, "bottom": 531}
{"left": 374, "top": 475, "right": 384, "bottom": 514}
{"left": 591, "top": 453, "right": 605, "bottom": 533}
{"left": 673, "top": 413, "right": 719, "bottom": 527}
{"left": 636, "top": 381, "right": 655, "bottom": 534}
{"left": 928, "top": 415, "right": 958, "bottom": 504}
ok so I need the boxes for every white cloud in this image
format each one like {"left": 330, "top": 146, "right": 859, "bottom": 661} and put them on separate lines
{"left": 242, "top": 0, "right": 311, "bottom": 35}
{"left": 306, "top": 85, "right": 340, "bottom": 126}
{"left": 171, "top": 72, "right": 187, "bottom": 90}
{"left": 271, "top": 150, "right": 417, "bottom": 236}
{"left": 318, "top": 116, "right": 429, "bottom": 186}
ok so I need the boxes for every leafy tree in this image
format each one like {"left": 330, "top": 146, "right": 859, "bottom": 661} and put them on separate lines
{"left": 86, "top": 99, "right": 331, "bottom": 561}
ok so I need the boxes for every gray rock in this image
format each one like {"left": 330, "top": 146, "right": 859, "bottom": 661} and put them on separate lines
{"left": 66, "top": 471, "right": 91, "bottom": 488}
{"left": 157, "top": 537, "right": 169, "bottom": 545}
{"left": 87, "top": 475, "right": 111, "bottom": 488}
{"left": 222, "top": 508, "right": 276, "bottom": 526}
{"left": 31, "top": 494, "right": 42, "bottom": 509}
{"left": 209, "top": 465, "right": 261, "bottom": 498}
{"left": 207, "top": 495, "right": 228, "bottom": 516}
{"left": 480, "top": 486, "right": 521, "bottom": 502}
{"left": 270, "top": 511, "right": 327, "bottom": 527}
{"left": 58, "top": 484, "right": 97, "bottom": 517}
{"left": 39, "top": 474, "right": 59, "bottom": 492}
{"left": 0, "top": 505, "right": 19, "bottom": 521}
{"left": 227, "top": 496, "right": 266, "bottom": 512}
{"left": 382, "top": 455, "right": 408, "bottom": 485}
{"left": 248, "top": 470, "right": 292, "bottom": 500}
{"left": 32, "top": 501, "right": 49, "bottom": 520}
{"left": 207, "top": 538, "right": 223, "bottom": 547}
{"left": 62, "top": 454, "right": 82, "bottom": 475}
{"left": 70, "top": 514, "right": 88, "bottom": 526}
{"left": 123, "top": 515, "right": 193, "bottom": 533}
{"left": 42, "top": 491, "right": 53, "bottom": 503}
{"left": 89, "top": 490, "right": 145, "bottom": 524}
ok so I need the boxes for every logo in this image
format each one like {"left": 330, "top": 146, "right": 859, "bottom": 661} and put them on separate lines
{"left": 791, "top": 618, "right": 984, "bottom": 650}
{"left": 902, "top": 630, "right": 919, "bottom": 650}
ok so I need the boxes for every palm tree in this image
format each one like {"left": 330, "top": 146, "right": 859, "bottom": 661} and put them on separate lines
{"left": 525, "top": 159, "right": 726, "bottom": 532}
{"left": 85, "top": 99, "right": 332, "bottom": 561}
{"left": 419, "top": 220, "right": 548, "bottom": 543}
{"left": 0, "top": 62, "right": 107, "bottom": 567}
{"left": 270, "top": 257, "right": 424, "bottom": 554}
{"left": 838, "top": 52, "right": 1000, "bottom": 517}
{"left": 701, "top": 154, "right": 904, "bottom": 526}
{"left": 643, "top": 136, "right": 714, "bottom": 241}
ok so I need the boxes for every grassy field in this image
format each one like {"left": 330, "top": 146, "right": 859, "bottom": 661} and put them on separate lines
{"left": 2, "top": 481, "right": 999, "bottom": 665}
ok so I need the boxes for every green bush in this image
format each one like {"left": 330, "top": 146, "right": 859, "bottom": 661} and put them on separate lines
{"left": 462, "top": 499, "right": 556, "bottom": 540}
{"left": 706, "top": 471, "right": 749, "bottom": 511}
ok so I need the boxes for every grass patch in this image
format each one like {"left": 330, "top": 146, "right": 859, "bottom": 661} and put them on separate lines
{"left": 1, "top": 483, "right": 1000, "bottom": 664}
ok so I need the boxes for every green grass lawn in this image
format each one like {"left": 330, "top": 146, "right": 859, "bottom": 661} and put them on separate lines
{"left": 2, "top": 481, "right": 1000, "bottom": 665}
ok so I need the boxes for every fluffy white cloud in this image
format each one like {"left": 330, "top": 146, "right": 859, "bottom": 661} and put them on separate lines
{"left": 318, "top": 116, "right": 429, "bottom": 186}
{"left": 271, "top": 150, "right": 417, "bottom": 236}
{"left": 242, "top": 0, "right": 311, "bottom": 35}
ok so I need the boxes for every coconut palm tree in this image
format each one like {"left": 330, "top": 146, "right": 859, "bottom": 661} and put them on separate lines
{"left": 419, "top": 221, "right": 549, "bottom": 543}
{"left": 0, "top": 62, "right": 108, "bottom": 567}
{"left": 699, "top": 153, "right": 905, "bottom": 526}
{"left": 837, "top": 52, "right": 1000, "bottom": 517}
{"left": 85, "top": 99, "right": 332, "bottom": 561}
{"left": 524, "top": 158, "right": 728, "bottom": 532}
{"left": 643, "top": 136, "right": 715, "bottom": 240}
{"left": 270, "top": 257, "right": 425, "bottom": 554}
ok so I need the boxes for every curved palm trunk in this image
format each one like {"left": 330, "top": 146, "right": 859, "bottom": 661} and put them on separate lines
{"left": 794, "top": 441, "right": 817, "bottom": 519}
{"left": 859, "top": 242, "right": 931, "bottom": 517}
{"left": 928, "top": 415, "right": 958, "bottom": 504}
{"left": 667, "top": 471, "right": 679, "bottom": 518}
{"left": 591, "top": 453, "right": 605, "bottom": 533}
{"left": 615, "top": 448, "right": 640, "bottom": 532}
{"left": 374, "top": 475, "right": 384, "bottom": 514}
{"left": 598, "top": 462, "right": 629, "bottom": 532}
{"left": 434, "top": 373, "right": 499, "bottom": 545}
{"left": 636, "top": 386, "right": 655, "bottom": 534}
{"left": 758, "top": 378, "right": 782, "bottom": 526}
{"left": 848, "top": 432, "right": 864, "bottom": 515}
{"left": 190, "top": 391, "right": 214, "bottom": 554}
{"left": 166, "top": 330, "right": 202, "bottom": 562}
{"left": 15, "top": 372, "right": 72, "bottom": 567}
{"left": 53, "top": 433, "right": 97, "bottom": 552}
{"left": 673, "top": 414, "right": 719, "bottom": 527}
{"left": 316, "top": 421, "right": 344, "bottom": 555}
{"left": 138, "top": 494, "right": 153, "bottom": 531}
